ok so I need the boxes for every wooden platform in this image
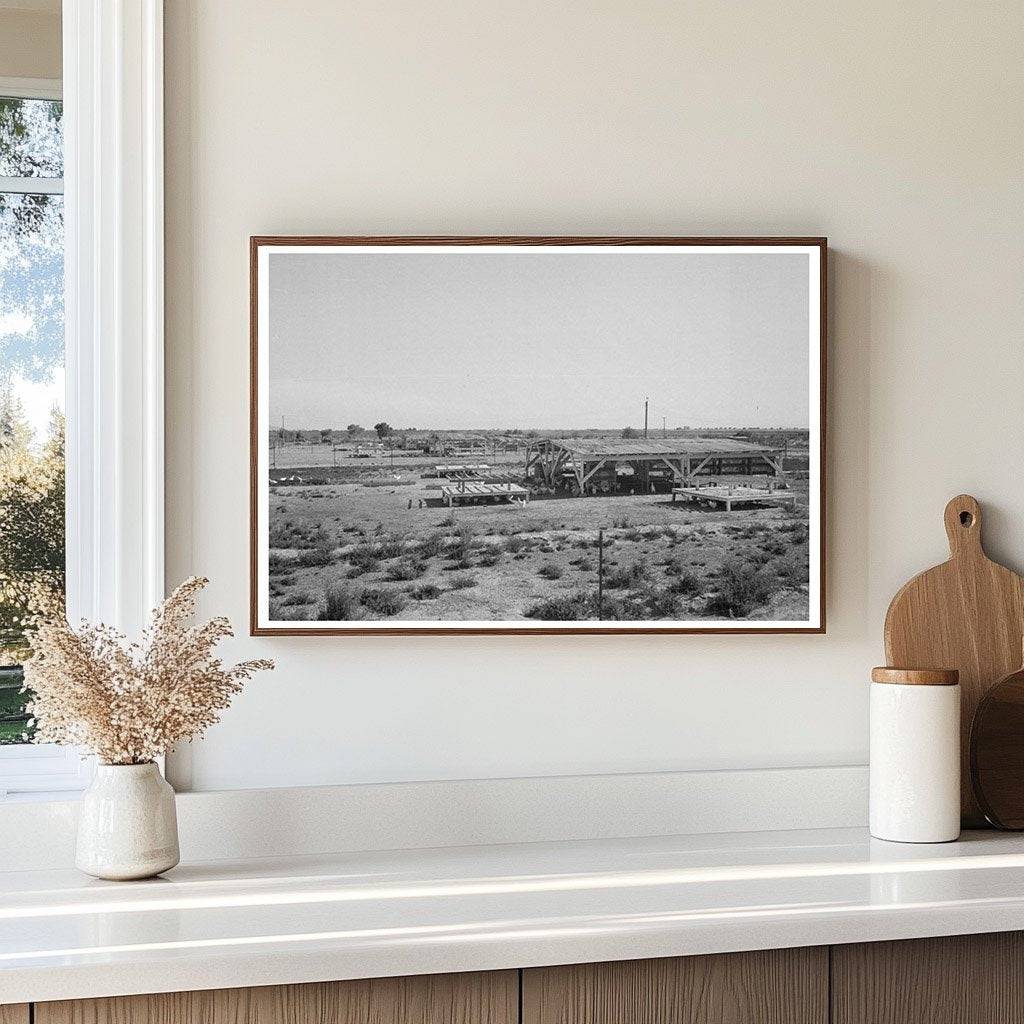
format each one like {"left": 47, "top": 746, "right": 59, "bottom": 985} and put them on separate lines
{"left": 672, "top": 485, "right": 797, "bottom": 512}
{"left": 441, "top": 482, "right": 529, "bottom": 506}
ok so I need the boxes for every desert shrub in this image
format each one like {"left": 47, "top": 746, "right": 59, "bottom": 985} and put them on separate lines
{"left": 607, "top": 593, "right": 650, "bottom": 620}
{"left": 705, "top": 556, "right": 771, "bottom": 617}
{"left": 538, "top": 563, "right": 563, "bottom": 580}
{"left": 524, "top": 591, "right": 600, "bottom": 620}
{"left": 774, "top": 550, "right": 808, "bottom": 586}
{"left": 570, "top": 556, "right": 594, "bottom": 571}
{"left": 438, "top": 515, "right": 456, "bottom": 527}
{"left": 359, "top": 588, "right": 408, "bottom": 616}
{"left": 321, "top": 583, "right": 360, "bottom": 620}
{"left": 296, "top": 546, "right": 333, "bottom": 567}
{"left": 386, "top": 557, "right": 426, "bottom": 581}
{"left": 668, "top": 569, "right": 701, "bottom": 596}
{"left": 299, "top": 526, "right": 333, "bottom": 550}
{"left": 346, "top": 544, "right": 380, "bottom": 573}
{"left": 613, "top": 516, "right": 633, "bottom": 529}
{"left": 268, "top": 551, "right": 296, "bottom": 571}
{"left": 644, "top": 588, "right": 681, "bottom": 618}
{"left": 781, "top": 521, "right": 809, "bottom": 545}
{"left": 761, "top": 537, "right": 788, "bottom": 557}
{"left": 447, "top": 525, "right": 476, "bottom": 561}
{"left": 409, "top": 583, "right": 442, "bottom": 600}
{"left": 604, "top": 559, "right": 650, "bottom": 589}
{"left": 417, "top": 531, "right": 446, "bottom": 558}
{"left": 376, "top": 533, "right": 407, "bottom": 559}
{"left": 476, "top": 547, "right": 502, "bottom": 567}
{"left": 622, "top": 527, "right": 643, "bottom": 541}
{"left": 280, "top": 590, "right": 315, "bottom": 606}
{"left": 449, "top": 573, "right": 477, "bottom": 589}
{"left": 517, "top": 519, "right": 546, "bottom": 534}
{"left": 268, "top": 523, "right": 300, "bottom": 548}
{"left": 506, "top": 535, "right": 527, "bottom": 553}
{"left": 269, "top": 603, "right": 315, "bottom": 621}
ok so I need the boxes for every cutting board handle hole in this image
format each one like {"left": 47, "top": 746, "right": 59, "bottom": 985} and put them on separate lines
{"left": 960, "top": 511, "right": 974, "bottom": 527}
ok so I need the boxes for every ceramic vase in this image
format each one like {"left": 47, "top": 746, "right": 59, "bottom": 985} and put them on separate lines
{"left": 76, "top": 762, "right": 180, "bottom": 880}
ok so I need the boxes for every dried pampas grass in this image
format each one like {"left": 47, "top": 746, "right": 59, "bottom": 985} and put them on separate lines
{"left": 23, "top": 576, "right": 273, "bottom": 765}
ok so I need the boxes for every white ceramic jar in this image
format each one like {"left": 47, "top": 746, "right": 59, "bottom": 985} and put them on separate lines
{"left": 76, "top": 762, "right": 180, "bottom": 880}
{"left": 869, "top": 667, "right": 960, "bottom": 843}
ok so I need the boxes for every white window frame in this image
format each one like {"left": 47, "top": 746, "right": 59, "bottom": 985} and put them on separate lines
{"left": 0, "top": 0, "right": 164, "bottom": 799}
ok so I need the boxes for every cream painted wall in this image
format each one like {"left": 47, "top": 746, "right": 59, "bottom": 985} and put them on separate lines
{"left": 0, "top": 7, "right": 60, "bottom": 80}
{"left": 164, "top": 1, "right": 1024, "bottom": 792}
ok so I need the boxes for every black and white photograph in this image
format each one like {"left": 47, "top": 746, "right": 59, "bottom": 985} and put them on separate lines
{"left": 251, "top": 238, "right": 825, "bottom": 634}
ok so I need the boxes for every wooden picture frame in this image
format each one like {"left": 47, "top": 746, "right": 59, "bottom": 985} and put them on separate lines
{"left": 251, "top": 236, "right": 827, "bottom": 635}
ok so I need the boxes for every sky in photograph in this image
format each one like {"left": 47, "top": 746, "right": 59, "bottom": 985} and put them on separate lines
{"left": 268, "top": 249, "right": 812, "bottom": 431}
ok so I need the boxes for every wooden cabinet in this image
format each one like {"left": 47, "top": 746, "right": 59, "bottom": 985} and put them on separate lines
{"left": 34, "top": 971, "right": 517, "bottom": 1024}
{"left": 522, "top": 948, "right": 828, "bottom": 1024}
{"left": 23, "top": 932, "right": 1024, "bottom": 1024}
{"left": 832, "top": 932, "right": 1024, "bottom": 1024}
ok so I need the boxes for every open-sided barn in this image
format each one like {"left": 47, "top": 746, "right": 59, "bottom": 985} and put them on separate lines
{"left": 525, "top": 437, "right": 786, "bottom": 495}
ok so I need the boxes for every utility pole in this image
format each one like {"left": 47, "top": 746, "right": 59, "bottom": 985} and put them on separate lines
{"left": 597, "top": 528, "right": 604, "bottom": 621}
{"left": 662, "top": 416, "right": 666, "bottom": 438}
{"left": 643, "top": 397, "right": 649, "bottom": 439}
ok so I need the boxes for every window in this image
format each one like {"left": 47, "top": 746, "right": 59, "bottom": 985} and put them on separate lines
{"left": 0, "top": 5, "right": 166, "bottom": 797}
{"left": 0, "top": 81, "right": 82, "bottom": 796}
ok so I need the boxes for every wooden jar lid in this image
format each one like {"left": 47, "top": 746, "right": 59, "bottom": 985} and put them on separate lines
{"left": 871, "top": 667, "right": 960, "bottom": 686}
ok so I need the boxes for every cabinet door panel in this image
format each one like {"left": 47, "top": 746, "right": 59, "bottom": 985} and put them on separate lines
{"left": 0, "top": 1006, "right": 29, "bottom": 1024}
{"left": 832, "top": 932, "right": 1024, "bottom": 1024}
{"left": 36, "top": 970, "right": 517, "bottom": 1024}
{"left": 523, "top": 948, "right": 828, "bottom": 1024}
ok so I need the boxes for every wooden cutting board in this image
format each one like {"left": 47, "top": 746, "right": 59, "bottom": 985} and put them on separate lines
{"left": 884, "top": 494, "right": 1024, "bottom": 826}
{"left": 970, "top": 652, "right": 1024, "bottom": 829}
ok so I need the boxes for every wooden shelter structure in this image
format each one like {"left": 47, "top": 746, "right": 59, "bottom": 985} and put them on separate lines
{"left": 525, "top": 438, "right": 786, "bottom": 495}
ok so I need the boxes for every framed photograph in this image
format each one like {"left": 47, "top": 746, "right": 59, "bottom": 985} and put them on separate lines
{"left": 251, "top": 237, "right": 826, "bottom": 635}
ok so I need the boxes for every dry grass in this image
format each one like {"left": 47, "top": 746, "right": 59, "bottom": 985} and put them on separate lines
{"left": 267, "top": 478, "right": 811, "bottom": 622}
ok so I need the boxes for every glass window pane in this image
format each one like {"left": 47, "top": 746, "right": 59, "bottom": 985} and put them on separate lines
{"left": 0, "top": 97, "right": 63, "bottom": 179}
{"left": 0, "top": 189, "right": 65, "bottom": 744}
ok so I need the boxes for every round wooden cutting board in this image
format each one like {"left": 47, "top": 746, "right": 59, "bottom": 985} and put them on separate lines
{"left": 884, "top": 494, "right": 1024, "bottom": 826}
{"left": 970, "top": 658, "right": 1024, "bottom": 829}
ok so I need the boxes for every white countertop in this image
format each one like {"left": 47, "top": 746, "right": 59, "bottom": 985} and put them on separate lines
{"left": 4, "top": 826, "right": 1024, "bottom": 1004}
